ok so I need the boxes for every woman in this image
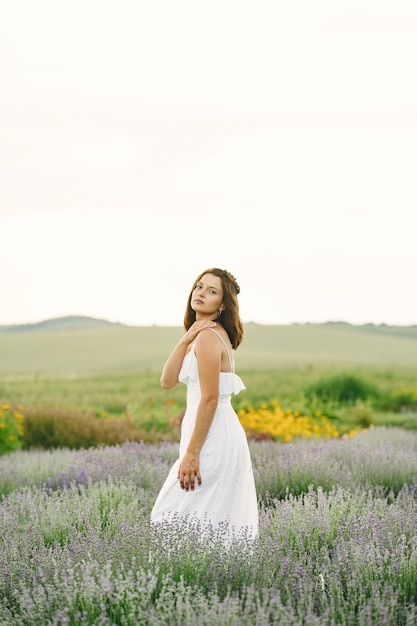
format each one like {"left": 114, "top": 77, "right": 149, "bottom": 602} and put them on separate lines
{"left": 151, "top": 268, "right": 258, "bottom": 543}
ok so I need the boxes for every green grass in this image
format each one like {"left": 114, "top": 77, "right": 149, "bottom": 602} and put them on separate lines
{"left": 1, "top": 365, "right": 416, "bottom": 419}
{"left": 1, "top": 321, "right": 416, "bottom": 448}
{"left": 1, "top": 322, "right": 417, "bottom": 374}
{"left": 1, "top": 365, "right": 416, "bottom": 451}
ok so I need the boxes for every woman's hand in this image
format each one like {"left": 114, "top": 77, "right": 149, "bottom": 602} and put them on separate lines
{"left": 178, "top": 452, "right": 202, "bottom": 491}
{"left": 182, "top": 320, "right": 217, "bottom": 346}
{"left": 160, "top": 321, "right": 217, "bottom": 389}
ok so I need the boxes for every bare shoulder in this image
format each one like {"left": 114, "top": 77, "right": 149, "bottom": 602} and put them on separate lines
{"left": 195, "top": 327, "right": 219, "bottom": 349}
{"left": 196, "top": 325, "right": 231, "bottom": 351}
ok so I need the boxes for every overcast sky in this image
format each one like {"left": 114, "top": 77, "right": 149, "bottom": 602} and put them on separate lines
{"left": 1, "top": 0, "right": 416, "bottom": 327}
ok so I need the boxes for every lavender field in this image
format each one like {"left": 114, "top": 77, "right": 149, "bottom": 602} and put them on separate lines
{"left": 1, "top": 427, "right": 417, "bottom": 625}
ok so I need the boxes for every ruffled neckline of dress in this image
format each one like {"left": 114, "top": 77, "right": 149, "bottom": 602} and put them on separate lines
{"left": 179, "top": 345, "right": 246, "bottom": 396}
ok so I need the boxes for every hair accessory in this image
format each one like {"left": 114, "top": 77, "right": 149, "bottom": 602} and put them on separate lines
{"left": 223, "top": 270, "right": 240, "bottom": 294}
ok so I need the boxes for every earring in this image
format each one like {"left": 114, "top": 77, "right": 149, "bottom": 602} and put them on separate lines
{"left": 218, "top": 309, "right": 223, "bottom": 316}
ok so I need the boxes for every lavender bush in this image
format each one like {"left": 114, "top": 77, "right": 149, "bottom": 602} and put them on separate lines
{"left": 0, "top": 428, "right": 416, "bottom": 625}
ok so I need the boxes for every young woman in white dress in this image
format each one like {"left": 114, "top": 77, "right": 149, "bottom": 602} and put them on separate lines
{"left": 151, "top": 268, "right": 258, "bottom": 543}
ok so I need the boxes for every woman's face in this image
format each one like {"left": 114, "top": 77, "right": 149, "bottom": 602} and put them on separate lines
{"left": 191, "top": 273, "right": 224, "bottom": 319}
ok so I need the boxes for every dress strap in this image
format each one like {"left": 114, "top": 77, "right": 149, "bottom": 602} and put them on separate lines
{"left": 208, "top": 328, "right": 234, "bottom": 372}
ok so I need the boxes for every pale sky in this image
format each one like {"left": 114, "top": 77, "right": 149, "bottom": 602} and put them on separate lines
{"left": 1, "top": 0, "right": 416, "bottom": 327}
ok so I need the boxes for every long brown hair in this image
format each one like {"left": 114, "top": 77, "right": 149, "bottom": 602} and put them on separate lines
{"left": 183, "top": 268, "right": 244, "bottom": 349}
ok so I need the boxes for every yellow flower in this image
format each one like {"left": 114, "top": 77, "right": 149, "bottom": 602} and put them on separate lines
{"left": 239, "top": 399, "right": 361, "bottom": 443}
{"left": 1, "top": 404, "right": 10, "bottom": 411}
{"left": 0, "top": 423, "right": 5, "bottom": 428}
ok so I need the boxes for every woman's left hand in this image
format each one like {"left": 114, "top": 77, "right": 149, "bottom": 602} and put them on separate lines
{"left": 178, "top": 452, "right": 202, "bottom": 491}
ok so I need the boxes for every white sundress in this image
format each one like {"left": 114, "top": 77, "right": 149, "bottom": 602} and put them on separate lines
{"left": 151, "top": 328, "right": 258, "bottom": 542}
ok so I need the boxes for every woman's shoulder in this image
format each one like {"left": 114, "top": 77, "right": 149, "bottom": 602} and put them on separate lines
{"left": 196, "top": 325, "right": 232, "bottom": 351}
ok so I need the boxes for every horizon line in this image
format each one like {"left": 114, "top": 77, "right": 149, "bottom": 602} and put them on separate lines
{"left": 0, "top": 314, "right": 416, "bottom": 330}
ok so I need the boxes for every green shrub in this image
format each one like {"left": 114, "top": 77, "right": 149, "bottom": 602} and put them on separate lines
{"left": 22, "top": 406, "right": 178, "bottom": 450}
{"left": 336, "top": 400, "right": 375, "bottom": 428}
{"left": 390, "top": 387, "right": 417, "bottom": 411}
{"left": 305, "top": 372, "right": 381, "bottom": 405}
{"left": 0, "top": 403, "right": 24, "bottom": 454}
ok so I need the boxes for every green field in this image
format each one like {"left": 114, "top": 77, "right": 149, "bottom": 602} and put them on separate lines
{"left": 1, "top": 318, "right": 416, "bottom": 449}
{"left": 1, "top": 319, "right": 417, "bottom": 374}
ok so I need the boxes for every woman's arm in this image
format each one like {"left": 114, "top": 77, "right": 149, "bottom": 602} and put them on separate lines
{"left": 178, "top": 329, "right": 222, "bottom": 490}
{"left": 160, "top": 320, "right": 217, "bottom": 388}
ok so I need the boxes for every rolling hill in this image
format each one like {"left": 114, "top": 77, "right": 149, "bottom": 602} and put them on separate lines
{"left": 0, "top": 317, "right": 416, "bottom": 374}
{"left": 0, "top": 315, "right": 122, "bottom": 333}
